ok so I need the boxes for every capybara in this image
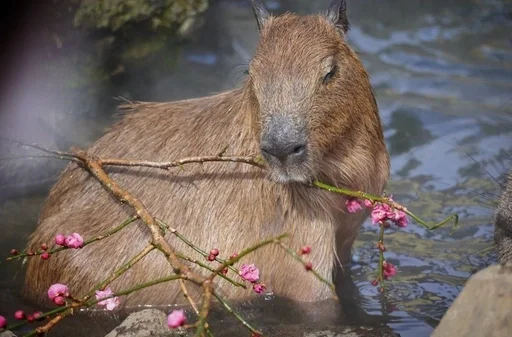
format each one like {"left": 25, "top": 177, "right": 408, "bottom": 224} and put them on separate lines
{"left": 23, "top": 0, "right": 390, "bottom": 308}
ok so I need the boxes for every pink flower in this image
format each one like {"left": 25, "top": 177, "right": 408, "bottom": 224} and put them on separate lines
{"left": 33, "top": 311, "right": 43, "bottom": 320}
{"left": 345, "top": 198, "right": 363, "bottom": 213}
{"left": 167, "top": 309, "right": 186, "bottom": 328}
{"left": 383, "top": 261, "right": 397, "bottom": 279}
{"left": 393, "top": 210, "right": 408, "bottom": 227}
{"left": 300, "top": 246, "right": 311, "bottom": 255}
{"left": 95, "top": 287, "right": 120, "bottom": 311}
{"left": 253, "top": 283, "right": 266, "bottom": 294}
{"left": 0, "top": 315, "right": 6, "bottom": 328}
{"left": 370, "top": 201, "right": 409, "bottom": 228}
{"left": 239, "top": 264, "right": 260, "bottom": 283}
{"left": 371, "top": 205, "right": 388, "bottom": 224}
{"left": 53, "top": 296, "right": 66, "bottom": 306}
{"left": 65, "top": 233, "right": 84, "bottom": 249}
{"left": 54, "top": 234, "right": 66, "bottom": 246}
{"left": 364, "top": 199, "right": 373, "bottom": 208}
{"left": 48, "top": 283, "right": 69, "bottom": 300}
{"left": 14, "top": 310, "right": 25, "bottom": 320}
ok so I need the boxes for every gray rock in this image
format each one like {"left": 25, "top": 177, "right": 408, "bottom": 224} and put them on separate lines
{"left": 432, "top": 262, "right": 512, "bottom": 337}
{"left": 0, "top": 330, "right": 17, "bottom": 337}
{"left": 104, "top": 309, "right": 186, "bottom": 337}
{"left": 495, "top": 173, "right": 512, "bottom": 263}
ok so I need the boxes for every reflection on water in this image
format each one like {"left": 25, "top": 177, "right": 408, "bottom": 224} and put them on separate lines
{"left": 1, "top": 0, "right": 512, "bottom": 336}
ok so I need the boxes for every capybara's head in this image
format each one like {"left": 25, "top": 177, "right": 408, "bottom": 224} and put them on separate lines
{"left": 247, "top": 0, "right": 379, "bottom": 183}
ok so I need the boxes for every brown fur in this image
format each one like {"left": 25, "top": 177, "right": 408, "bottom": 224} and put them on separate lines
{"left": 23, "top": 9, "right": 389, "bottom": 308}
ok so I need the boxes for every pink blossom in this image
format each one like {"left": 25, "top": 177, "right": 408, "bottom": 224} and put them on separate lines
{"left": 95, "top": 287, "right": 120, "bottom": 311}
{"left": 300, "top": 246, "right": 311, "bottom": 255}
{"left": 393, "top": 210, "right": 408, "bottom": 227}
{"left": 54, "top": 234, "right": 66, "bottom": 246}
{"left": 370, "top": 201, "right": 409, "bottom": 228}
{"left": 371, "top": 205, "right": 388, "bottom": 224}
{"left": 14, "top": 310, "right": 25, "bottom": 320}
{"left": 0, "top": 315, "right": 6, "bottom": 328}
{"left": 253, "top": 283, "right": 266, "bottom": 294}
{"left": 167, "top": 309, "right": 186, "bottom": 328}
{"left": 65, "top": 233, "right": 84, "bottom": 249}
{"left": 239, "top": 264, "right": 260, "bottom": 283}
{"left": 382, "top": 261, "right": 397, "bottom": 279}
{"left": 345, "top": 198, "right": 363, "bottom": 213}
{"left": 33, "top": 311, "right": 43, "bottom": 320}
{"left": 364, "top": 199, "right": 373, "bottom": 208}
{"left": 48, "top": 283, "right": 69, "bottom": 300}
{"left": 53, "top": 296, "right": 66, "bottom": 306}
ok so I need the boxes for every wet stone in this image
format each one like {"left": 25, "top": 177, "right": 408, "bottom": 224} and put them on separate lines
{"left": 432, "top": 262, "right": 512, "bottom": 337}
{"left": 0, "top": 331, "right": 17, "bottom": 337}
{"left": 104, "top": 309, "right": 185, "bottom": 337}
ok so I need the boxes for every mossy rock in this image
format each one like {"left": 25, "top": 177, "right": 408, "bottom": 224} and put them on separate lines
{"left": 72, "top": 0, "right": 209, "bottom": 35}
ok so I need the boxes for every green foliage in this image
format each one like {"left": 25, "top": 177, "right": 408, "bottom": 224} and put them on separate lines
{"left": 73, "top": 0, "right": 209, "bottom": 32}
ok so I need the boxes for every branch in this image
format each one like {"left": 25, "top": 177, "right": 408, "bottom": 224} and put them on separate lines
{"left": 312, "top": 180, "right": 459, "bottom": 231}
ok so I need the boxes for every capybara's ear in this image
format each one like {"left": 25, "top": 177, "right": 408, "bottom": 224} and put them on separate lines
{"left": 326, "top": 0, "right": 350, "bottom": 34}
{"left": 251, "top": 0, "right": 269, "bottom": 32}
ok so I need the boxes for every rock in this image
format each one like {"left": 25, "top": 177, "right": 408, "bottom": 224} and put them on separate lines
{"left": 432, "top": 262, "right": 512, "bottom": 337}
{"left": 0, "top": 330, "right": 17, "bottom": 337}
{"left": 104, "top": 309, "right": 186, "bottom": 337}
{"left": 495, "top": 173, "right": 512, "bottom": 263}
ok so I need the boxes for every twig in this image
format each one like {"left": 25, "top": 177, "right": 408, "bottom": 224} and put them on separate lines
{"left": 98, "top": 155, "right": 266, "bottom": 171}
{"left": 6, "top": 216, "right": 139, "bottom": 261}
{"left": 213, "top": 291, "right": 263, "bottom": 335}
{"left": 195, "top": 281, "right": 213, "bottom": 337}
{"left": 85, "top": 244, "right": 156, "bottom": 302}
{"left": 312, "top": 180, "right": 459, "bottom": 231}
{"left": 378, "top": 223, "right": 385, "bottom": 290}
{"left": 278, "top": 241, "right": 338, "bottom": 300}
{"left": 156, "top": 218, "right": 240, "bottom": 275}
{"left": 175, "top": 252, "right": 246, "bottom": 288}
{"left": 208, "top": 234, "right": 289, "bottom": 283}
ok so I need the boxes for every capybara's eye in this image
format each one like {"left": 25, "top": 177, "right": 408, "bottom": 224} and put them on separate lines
{"left": 322, "top": 66, "right": 336, "bottom": 85}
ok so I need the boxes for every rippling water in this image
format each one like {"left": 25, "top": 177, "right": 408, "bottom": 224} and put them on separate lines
{"left": 1, "top": 0, "right": 511, "bottom": 336}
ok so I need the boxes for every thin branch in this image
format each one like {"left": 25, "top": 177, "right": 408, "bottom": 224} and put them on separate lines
{"left": 278, "top": 241, "right": 338, "bottom": 300}
{"left": 6, "top": 216, "right": 140, "bottom": 261}
{"left": 156, "top": 218, "right": 240, "bottom": 276}
{"left": 85, "top": 244, "right": 156, "bottom": 302}
{"left": 213, "top": 291, "right": 263, "bottom": 335}
{"left": 98, "top": 156, "right": 266, "bottom": 171}
{"left": 312, "top": 180, "right": 459, "bottom": 231}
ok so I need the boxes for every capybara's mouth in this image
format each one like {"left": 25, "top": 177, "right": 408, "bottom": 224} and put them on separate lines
{"left": 266, "top": 164, "right": 312, "bottom": 184}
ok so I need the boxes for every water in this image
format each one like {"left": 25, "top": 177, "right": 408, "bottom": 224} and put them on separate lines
{"left": 1, "top": 0, "right": 511, "bottom": 336}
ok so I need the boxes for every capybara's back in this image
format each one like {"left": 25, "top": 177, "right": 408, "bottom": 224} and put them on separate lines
{"left": 23, "top": 0, "right": 390, "bottom": 308}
